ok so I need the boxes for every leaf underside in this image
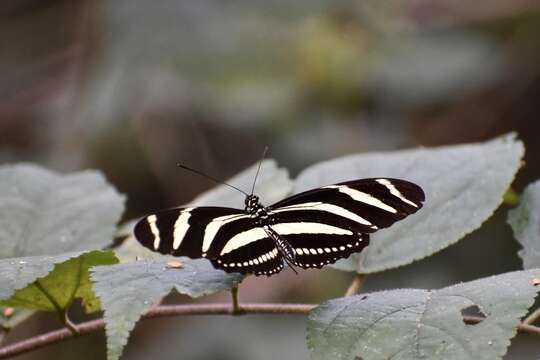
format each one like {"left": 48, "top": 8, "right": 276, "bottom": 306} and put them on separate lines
{"left": 0, "top": 164, "right": 124, "bottom": 323}
{"left": 91, "top": 257, "right": 243, "bottom": 360}
{"left": 307, "top": 269, "right": 540, "bottom": 360}
{"left": 0, "top": 164, "right": 125, "bottom": 258}
{"left": 295, "top": 133, "right": 524, "bottom": 273}
{"left": 508, "top": 180, "right": 540, "bottom": 269}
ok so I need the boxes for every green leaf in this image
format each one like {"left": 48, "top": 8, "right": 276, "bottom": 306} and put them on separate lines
{"left": 307, "top": 270, "right": 540, "bottom": 360}
{"left": 294, "top": 133, "right": 524, "bottom": 273}
{"left": 508, "top": 180, "right": 540, "bottom": 269}
{"left": 91, "top": 257, "right": 243, "bottom": 360}
{"left": 0, "top": 251, "right": 118, "bottom": 313}
{"left": 0, "top": 164, "right": 125, "bottom": 258}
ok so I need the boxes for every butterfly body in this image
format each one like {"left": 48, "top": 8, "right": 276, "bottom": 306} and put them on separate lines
{"left": 134, "top": 178, "right": 425, "bottom": 276}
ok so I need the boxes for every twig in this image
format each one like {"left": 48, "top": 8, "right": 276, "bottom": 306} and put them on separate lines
{"left": 230, "top": 285, "right": 243, "bottom": 315}
{"left": 344, "top": 274, "right": 366, "bottom": 297}
{"left": 62, "top": 311, "right": 79, "bottom": 336}
{"left": 0, "top": 303, "right": 315, "bottom": 359}
{"left": 1, "top": 305, "right": 540, "bottom": 359}
{"left": 524, "top": 307, "right": 540, "bottom": 325}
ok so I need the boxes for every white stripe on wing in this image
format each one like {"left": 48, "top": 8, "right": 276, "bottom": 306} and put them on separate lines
{"left": 325, "top": 185, "right": 397, "bottom": 213}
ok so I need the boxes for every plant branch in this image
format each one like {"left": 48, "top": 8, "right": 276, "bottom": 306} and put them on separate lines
{"left": 230, "top": 285, "right": 243, "bottom": 315}
{"left": 524, "top": 307, "right": 540, "bottom": 325}
{"left": 345, "top": 274, "right": 366, "bottom": 297}
{"left": 1, "top": 305, "right": 540, "bottom": 359}
{"left": 0, "top": 303, "right": 314, "bottom": 359}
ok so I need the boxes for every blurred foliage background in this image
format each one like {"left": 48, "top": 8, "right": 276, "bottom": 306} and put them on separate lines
{"left": 1, "top": 1, "right": 540, "bottom": 359}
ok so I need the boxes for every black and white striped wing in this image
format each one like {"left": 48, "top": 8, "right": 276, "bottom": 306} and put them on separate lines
{"left": 267, "top": 178, "right": 425, "bottom": 269}
{"left": 134, "top": 207, "right": 284, "bottom": 276}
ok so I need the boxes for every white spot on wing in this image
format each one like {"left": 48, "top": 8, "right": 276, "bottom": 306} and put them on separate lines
{"left": 326, "top": 185, "right": 397, "bottom": 213}
{"left": 147, "top": 215, "right": 161, "bottom": 250}
{"left": 173, "top": 208, "right": 193, "bottom": 250}
{"left": 376, "top": 179, "right": 418, "bottom": 208}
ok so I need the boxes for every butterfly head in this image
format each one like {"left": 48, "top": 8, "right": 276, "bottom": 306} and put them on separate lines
{"left": 245, "top": 194, "right": 262, "bottom": 214}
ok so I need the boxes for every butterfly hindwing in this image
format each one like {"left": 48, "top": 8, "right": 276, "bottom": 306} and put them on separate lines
{"left": 211, "top": 235, "right": 284, "bottom": 276}
{"left": 288, "top": 233, "right": 369, "bottom": 269}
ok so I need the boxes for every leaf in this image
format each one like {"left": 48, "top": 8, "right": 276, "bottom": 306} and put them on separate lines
{"left": 91, "top": 257, "right": 243, "bottom": 360}
{"left": 508, "top": 180, "right": 540, "bottom": 269}
{"left": 0, "top": 251, "right": 118, "bottom": 313}
{"left": 0, "top": 252, "right": 83, "bottom": 300}
{"left": 307, "top": 270, "right": 540, "bottom": 360}
{"left": 0, "top": 164, "right": 125, "bottom": 257}
{"left": 0, "top": 164, "right": 124, "bottom": 318}
{"left": 294, "top": 133, "right": 524, "bottom": 273}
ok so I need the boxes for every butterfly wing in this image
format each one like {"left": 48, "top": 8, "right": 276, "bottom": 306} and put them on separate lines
{"left": 267, "top": 178, "right": 424, "bottom": 269}
{"left": 134, "top": 206, "right": 284, "bottom": 276}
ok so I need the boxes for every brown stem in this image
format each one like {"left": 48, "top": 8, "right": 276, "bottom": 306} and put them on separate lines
{"left": 1, "top": 304, "right": 540, "bottom": 359}
{"left": 524, "top": 307, "right": 540, "bottom": 325}
{"left": 230, "top": 286, "right": 243, "bottom": 315}
{"left": 0, "top": 303, "right": 315, "bottom": 359}
{"left": 344, "top": 274, "right": 366, "bottom": 297}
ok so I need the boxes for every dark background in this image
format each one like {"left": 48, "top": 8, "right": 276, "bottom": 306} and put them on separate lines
{"left": 1, "top": 1, "right": 540, "bottom": 359}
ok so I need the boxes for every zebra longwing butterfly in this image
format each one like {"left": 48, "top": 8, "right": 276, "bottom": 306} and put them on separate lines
{"left": 134, "top": 167, "right": 425, "bottom": 276}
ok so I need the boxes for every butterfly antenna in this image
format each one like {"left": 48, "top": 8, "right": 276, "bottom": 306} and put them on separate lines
{"left": 250, "top": 146, "right": 268, "bottom": 195}
{"left": 177, "top": 163, "right": 248, "bottom": 196}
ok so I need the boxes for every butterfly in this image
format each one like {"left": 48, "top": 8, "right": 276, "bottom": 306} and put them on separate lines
{"left": 134, "top": 163, "right": 425, "bottom": 276}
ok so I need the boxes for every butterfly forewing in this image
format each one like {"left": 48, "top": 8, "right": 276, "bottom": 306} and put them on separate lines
{"left": 135, "top": 207, "right": 243, "bottom": 258}
{"left": 269, "top": 178, "right": 424, "bottom": 231}
{"left": 135, "top": 207, "right": 285, "bottom": 275}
